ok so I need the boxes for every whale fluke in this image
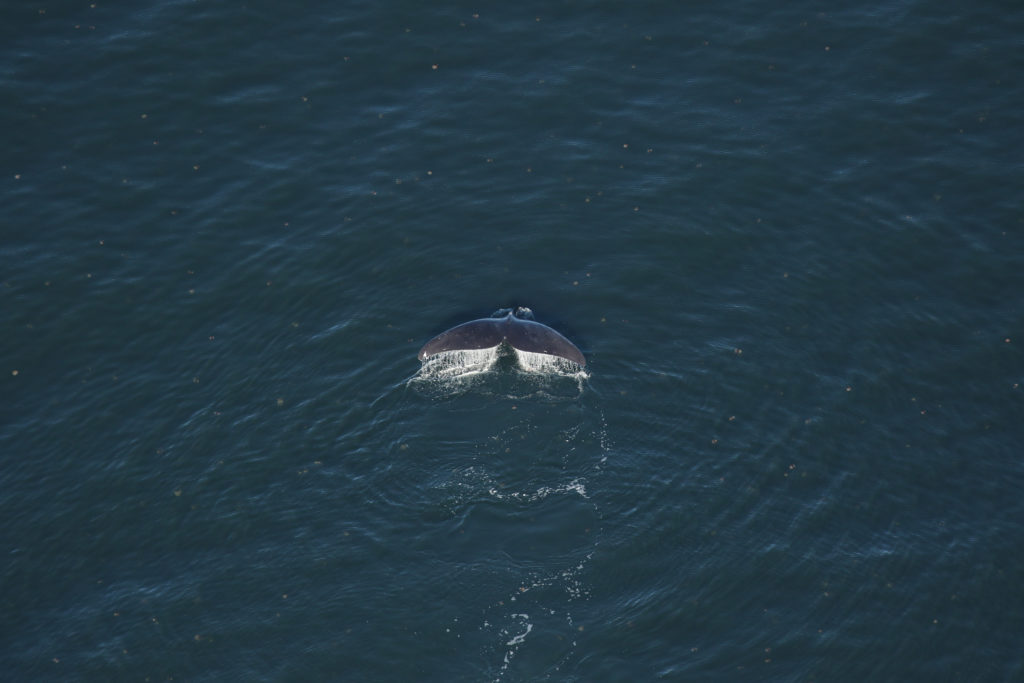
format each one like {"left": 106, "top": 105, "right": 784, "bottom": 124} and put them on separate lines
{"left": 418, "top": 308, "right": 586, "bottom": 367}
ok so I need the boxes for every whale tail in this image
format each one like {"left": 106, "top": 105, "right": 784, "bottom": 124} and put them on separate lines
{"left": 418, "top": 310, "right": 585, "bottom": 367}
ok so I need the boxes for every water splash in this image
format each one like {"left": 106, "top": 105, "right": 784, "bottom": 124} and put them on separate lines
{"left": 409, "top": 347, "right": 588, "bottom": 400}
{"left": 514, "top": 349, "right": 586, "bottom": 375}
{"left": 416, "top": 347, "right": 500, "bottom": 379}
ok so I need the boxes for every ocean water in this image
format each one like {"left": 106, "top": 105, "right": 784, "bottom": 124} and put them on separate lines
{"left": 3, "top": 1, "right": 1023, "bottom": 680}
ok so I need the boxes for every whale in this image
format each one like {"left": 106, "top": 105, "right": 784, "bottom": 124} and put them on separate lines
{"left": 418, "top": 307, "right": 586, "bottom": 367}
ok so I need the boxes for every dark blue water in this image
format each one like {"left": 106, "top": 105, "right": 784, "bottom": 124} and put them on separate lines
{"left": 3, "top": 1, "right": 1023, "bottom": 680}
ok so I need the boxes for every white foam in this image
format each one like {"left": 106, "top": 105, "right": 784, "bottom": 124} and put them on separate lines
{"left": 505, "top": 614, "right": 533, "bottom": 646}
{"left": 487, "top": 478, "right": 589, "bottom": 503}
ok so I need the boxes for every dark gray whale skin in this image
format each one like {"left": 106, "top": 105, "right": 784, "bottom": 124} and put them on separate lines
{"left": 418, "top": 311, "right": 586, "bottom": 367}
